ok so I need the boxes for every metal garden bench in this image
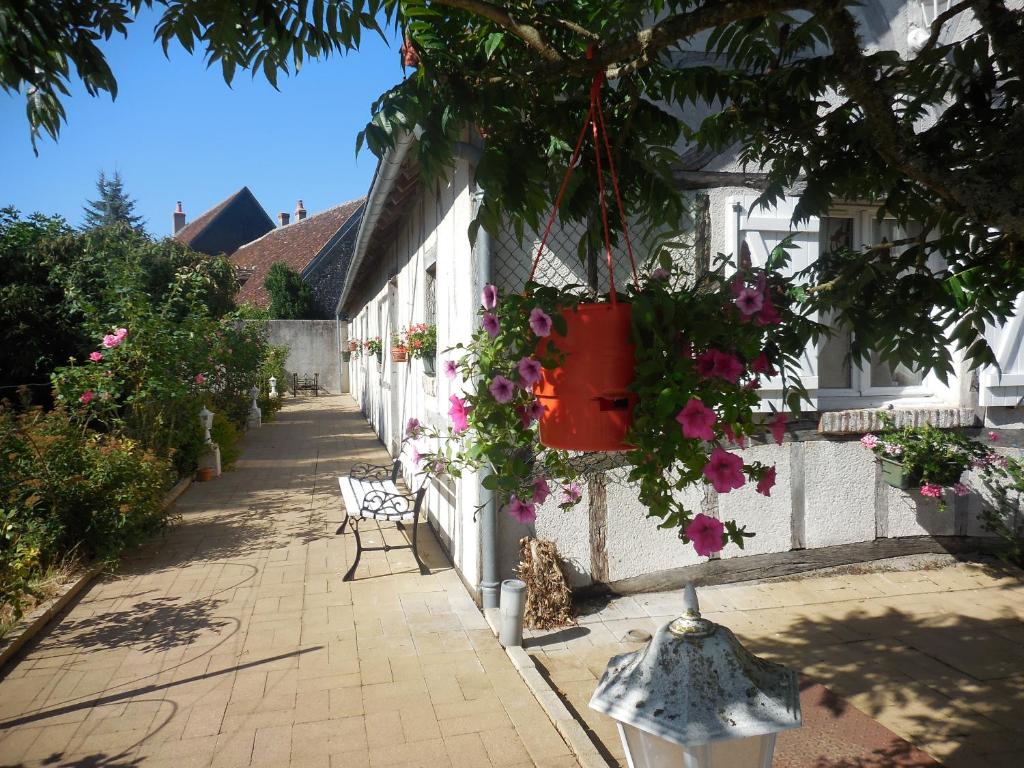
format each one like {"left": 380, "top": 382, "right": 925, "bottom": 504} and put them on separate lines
{"left": 336, "top": 446, "right": 429, "bottom": 581}
{"left": 292, "top": 372, "right": 320, "bottom": 396}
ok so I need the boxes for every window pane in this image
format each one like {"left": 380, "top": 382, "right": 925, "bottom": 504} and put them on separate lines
{"left": 818, "top": 218, "right": 854, "bottom": 389}
{"left": 870, "top": 352, "right": 925, "bottom": 387}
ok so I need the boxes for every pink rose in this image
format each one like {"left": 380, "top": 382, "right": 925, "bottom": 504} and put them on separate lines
{"left": 685, "top": 513, "right": 725, "bottom": 557}
{"left": 89, "top": 352, "right": 103, "bottom": 363}
{"left": 79, "top": 390, "right": 94, "bottom": 404}
{"left": 675, "top": 398, "right": 716, "bottom": 442}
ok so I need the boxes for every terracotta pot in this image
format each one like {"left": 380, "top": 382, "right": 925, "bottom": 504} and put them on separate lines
{"left": 533, "top": 302, "right": 636, "bottom": 452}
{"left": 391, "top": 348, "right": 409, "bottom": 363}
{"left": 197, "top": 467, "right": 213, "bottom": 482}
{"left": 348, "top": 341, "right": 359, "bottom": 352}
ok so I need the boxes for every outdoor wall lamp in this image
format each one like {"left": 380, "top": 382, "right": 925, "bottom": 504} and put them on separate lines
{"left": 589, "top": 584, "right": 801, "bottom": 768}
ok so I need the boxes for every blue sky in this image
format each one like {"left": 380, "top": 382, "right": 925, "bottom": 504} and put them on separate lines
{"left": 0, "top": 9, "right": 403, "bottom": 237}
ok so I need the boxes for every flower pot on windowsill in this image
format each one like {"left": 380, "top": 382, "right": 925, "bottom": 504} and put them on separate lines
{"left": 391, "top": 348, "right": 409, "bottom": 363}
{"left": 879, "top": 457, "right": 917, "bottom": 489}
{"left": 533, "top": 301, "right": 636, "bottom": 452}
{"left": 422, "top": 353, "right": 436, "bottom": 377}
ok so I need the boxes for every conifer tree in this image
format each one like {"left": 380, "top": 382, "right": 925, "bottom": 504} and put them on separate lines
{"left": 82, "top": 170, "right": 145, "bottom": 231}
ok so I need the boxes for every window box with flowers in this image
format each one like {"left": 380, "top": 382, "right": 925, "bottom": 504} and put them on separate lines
{"left": 860, "top": 420, "right": 998, "bottom": 505}
{"left": 364, "top": 336, "right": 382, "bottom": 364}
{"left": 390, "top": 331, "right": 409, "bottom": 362}
{"left": 405, "top": 323, "right": 437, "bottom": 376}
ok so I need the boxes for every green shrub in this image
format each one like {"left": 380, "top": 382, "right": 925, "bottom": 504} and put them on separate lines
{"left": 211, "top": 413, "right": 242, "bottom": 470}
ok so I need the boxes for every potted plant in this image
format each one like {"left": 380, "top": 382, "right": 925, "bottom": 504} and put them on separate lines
{"left": 348, "top": 340, "right": 359, "bottom": 352}
{"left": 364, "top": 336, "right": 382, "bottom": 363}
{"left": 406, "top": 323, "right": 437, "bottom": 375}
{"left": 342, "top": 350, "right": 352, "bottom": 362}
{"left": 860, "top": 420, "right": 994, "bottom": 505}
{"left": 391, "top": 331, "right": 409, "bottom": 362}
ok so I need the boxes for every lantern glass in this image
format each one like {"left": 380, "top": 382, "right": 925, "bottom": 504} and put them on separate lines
{"left": 617, "top": 724, "right": 776, "bottom": 768}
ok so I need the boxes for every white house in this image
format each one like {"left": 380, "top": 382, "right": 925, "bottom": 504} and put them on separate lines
{"left": 334, "top": 2, "right": 1021, "bottom": 605}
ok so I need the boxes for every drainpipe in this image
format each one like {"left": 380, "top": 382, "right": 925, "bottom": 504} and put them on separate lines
{"left": 470, "top": 182, "right": 500, "bottom": 610}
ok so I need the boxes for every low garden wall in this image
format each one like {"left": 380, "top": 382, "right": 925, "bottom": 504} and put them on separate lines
{"left": 262, "top": 320, "right": 342, "bottom": 394}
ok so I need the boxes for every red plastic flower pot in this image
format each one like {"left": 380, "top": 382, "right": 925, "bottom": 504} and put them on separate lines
{"left": 391, "top": 348, "right": 409, "bottom": 363}
{"left": 533, "top": 302, "right": 636, "bottom": 452}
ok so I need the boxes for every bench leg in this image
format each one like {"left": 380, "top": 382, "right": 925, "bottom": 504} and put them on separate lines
{"left": 343, "top": 518, "right": 362, "bottom": 581}
{"left": 336, "top": 506, "right": 350, "bottom": 535}
{"left": 411, "top": 513, "right": 429, "bottom": 576}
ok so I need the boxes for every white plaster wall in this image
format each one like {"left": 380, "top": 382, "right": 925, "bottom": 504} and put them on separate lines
{"left": 717, "top": 443, "right": 793, "bottom": 557}
{"left": 498, "top": 488, "right": 594, "bottom": 588}
{"left": 803, "top": 441, "right": 878, "bottom": 548}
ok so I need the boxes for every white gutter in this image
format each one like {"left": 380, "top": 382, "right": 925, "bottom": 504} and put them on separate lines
{"left": 335, "top": 130, "right": 417, "bottom": 317}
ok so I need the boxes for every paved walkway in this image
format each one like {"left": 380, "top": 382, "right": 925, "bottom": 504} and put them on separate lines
{"left": 0, "top": 396, "right": 580, "bottom": 768}
{"left": 525, "top": 559, "right": 1024, "bottom": 768}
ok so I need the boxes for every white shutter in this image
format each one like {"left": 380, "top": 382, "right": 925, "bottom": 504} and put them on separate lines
{"left": 980, "top": 293, "right": 1024, "bottom": 406}
{"left": 728, "top": 195, "right": 820, "bottom": 411}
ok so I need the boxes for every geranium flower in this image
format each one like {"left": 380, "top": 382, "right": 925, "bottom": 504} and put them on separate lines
{"left": 953, "top": 482, "right": 969, "bottom": 497}
{"left": 489, "top": 375, "right": 515, "bottom": 403}
{"left": 448, "top": 395, "right": 470, "bottom": 433}
{"left": 532, "top": 476, "right": 551, "bottom": 504}
{"left": 443, "top": 360, "right": 458, "bottom": 380}
{"left": 560, "top": 482, "right": 582, "bottom": 506}
{"left": 769, "top": 412, "right": 787, "bottom": 445}
{"left": 89, "top": 352, "right": 103, "bottom": 362}
{"left": 529, "top": 308, "right": 552, "bottom": 337}
{"left": 675, "top": 398, "right": 716, "bottom": 441}
{"left": 685, "top": 513, "right": 725, "bottom": 557}
{"left": 518, "top": 357, "right": 543, "bottom": 387}
{"left": 482, "top": 313, "right": 500, "bottom": 338}
{"left": 195, "top": 373, "right": 206, "bottom": 384}
{"left": 702, "top": 447, "right": 746, "bottom": 493}
{"left": 883, "top": 443, "right": 903, "bottom": 457}
{"left": 505, "top": 495, "right": 537, "bottom": 524}
{"left": 482, "top": 284, "right": 498, "bottom": 310}
{"left": 750, "top": 351, "right": 774, "bottom": 375}
{"left": 734, "top": 287, "right": 764, "bottom": 316}
{"left": 79, "top": 389, "right": 94, "bottom": 405}
{"left": 406, "top": 417, "right": 421, "bottom": 437}
{"left": 756, "top": 466, "right": 777, "bottom": 497}
{"left": 920, "top": 483, "right": 944, "bottom": 498}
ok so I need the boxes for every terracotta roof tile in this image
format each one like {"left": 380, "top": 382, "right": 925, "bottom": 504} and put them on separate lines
{"left": 230, "top": 198, "right": 365, "bottom": 308}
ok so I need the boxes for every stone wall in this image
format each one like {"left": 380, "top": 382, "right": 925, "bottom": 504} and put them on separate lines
{"left": 263, "top": 319, "right": 340, "bottom": 394}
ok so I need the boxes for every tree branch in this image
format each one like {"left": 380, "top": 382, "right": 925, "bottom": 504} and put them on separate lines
{"left": 430, "top": 0, "right": 565, "bottom": 62}
{"left": 916, "top": 0, "right": 975, "bottom": 55}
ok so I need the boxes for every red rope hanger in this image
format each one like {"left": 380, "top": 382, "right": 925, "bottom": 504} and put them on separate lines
{"left": 528, "top": 45, "right": 640, "bottom": 302}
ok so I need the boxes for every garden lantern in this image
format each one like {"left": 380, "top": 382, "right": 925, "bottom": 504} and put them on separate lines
{"left": 269, "top": 376, "right": 278, "bottom": 398}
{"left": 247, "top": 385, "right": 262, "bottom": 429}
{"left": 199, "top": 405, "right": 214, "bottom": 444}
{"left": 589, "top": 584, "right": 801, "bottom": 768}
{"left": 249, "top": 385, "right": 260, "bottom": 411}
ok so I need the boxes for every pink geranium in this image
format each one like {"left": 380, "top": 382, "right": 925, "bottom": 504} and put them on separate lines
{"left": 560, "top": 482, "right": 582, "bottom": 506}
{"left": 529, "top": 308, "right": 552, "bottom": 337}
{"left": 860, "top": 434, "right": 879, "bottom": 449}
{"left": 518, "top": 357, "right": 543, "bottom": 387}
{"left": 702, "top": 447, "right": 746, "bottom": 493}
{"left": 505, "top": 496, "right": 537, "bottom": 524}
{"left": 675, "top": 398, "right": 716, "bottom": 441}
{"left": 489, "top": 375, "right": 515, "bottom": 403}
{"left": 79, "top": 389, "right": 94, "bottom": 405}
{"left": 443, "top": 360, "right": 458, "bottom": 380}
{"left": 920, "top": 483, "right": 944, "bottom": 498}
{"left": 769, "top": 412, "right": 787, "bottom": 445}
{"left": 953, "top": 482, "right": 969, "bottom": 497}
{"left": 89, "top": 351, "right": 103, "bottom": 363}
{"left": 532, "top": 476, "right": 551, "bottom": 504}
{"left": 448, "top": 395, "right": 470, "bottom": 433}
{"left": 756, "top": 466, "right": 777, "bottom": 497}
{"left": 482, "top": 313, "right": 500, "bottom": 338}
{"left": 482, "top": 284, "right": 498, "bottom": 310}
{"left": 685, "top": 513, "right": 725, "bottom": 557}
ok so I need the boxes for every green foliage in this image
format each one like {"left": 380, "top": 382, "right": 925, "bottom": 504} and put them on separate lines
{"left": 82, "top": 170, "right": 145, "bottom": 231}
{"left": 210, "top": 413, "right": 241, "bottom": 470}
{"left": 404, "top": 323, "right": 437, "bottom": 358}
{"left": 978, "top": 456, "right": 1024, "bottom": 568}
{"left": 861, "top": 420, "right": 993, "bottom": 488}
{"left": 265, "top": 262, "right": 316, "bottom": 320}
{"left": 363, "top": 336, "right": 383, "bottom": 357}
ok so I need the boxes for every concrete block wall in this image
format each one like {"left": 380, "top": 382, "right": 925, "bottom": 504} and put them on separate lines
{"left": 264, "top": 320, "right": 341, "bottom": 393}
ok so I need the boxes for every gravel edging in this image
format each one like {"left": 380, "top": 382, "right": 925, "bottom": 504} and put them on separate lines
{"left": 0, "top": 475, "right": 194, "bottom": 672}
{"left": 484, "top": 606, "right": 613, "bottom": 768}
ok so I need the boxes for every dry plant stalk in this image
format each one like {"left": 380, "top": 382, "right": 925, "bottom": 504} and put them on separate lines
{"left": 517, "top": 537, "right": 575, "bottom": 630}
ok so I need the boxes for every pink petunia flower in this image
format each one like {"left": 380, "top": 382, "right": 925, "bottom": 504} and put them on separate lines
{"left": 735, "top": 287, "right": 764, "bottom": 316}
{"left": 713, "top": 351, "right": 744, "bottom": 383}
{"left": 89, "top": 351, "right": 103, "bottom": 362}
{"left": 529, "top": 308, "right": 552, "bottom": 337}
{"left": 920, "top": 483, "right": 944, "bottom": 498}
{"left": 482, "top": 284, "right": 498, "bottom": 310}
{"left": 722, "top": 423, "right": 747, "bottom": 448}
{"left": 769, "top": 412, "right": 787, "bottom": 445}
{"left": 489, "top": 375, "right": 515, "bottom": 403}
{"left": 448, "top": 395, "right": 470, "bottom": 433}
{"left": 194, "top": 373, "right": 206, "bottom": 384}
{"left": 650, "top": 267, "right": 670, "bottom": 281}
{"left": 79, "top": 389, "right": 94, "bottom": 405}
{"left": 703, "top": 447, "right": 746, "bottom": 493}
{"left": 953, "top": 482, "right": 969, "bottom": 497}
{"left": 750, "top": 351, "right": 774, "bottom": 375}
{"left": 860, "top": 434, "right": 879, "bottom": 449}
{"left": 482, "top": 313, "right": 500, "bottom": 338}
{"left": 685, "top": 513, "right": 725, "bottom": 557}
{"left": 522, "top": 399, "right": 546, "bottom": 427}
{"left": 532, "top": 476, "right": 551, "bottom": 504}
{"left": 518, "top": 357, "right": 543, "bottom": 387}
{"left": 560, "top": 482, "right": 582, "bottom": 506}
{"left": 756, "top": 466, "right": 777, "bottom": 497}
{"left": 757, "top": 291, "right": 781, "bottom": 325}
{"left": 410, "top": 444, "right": 423, "bottom": 467}
{"left": 505, "top": 496, "right": 537, "bottom": 524}
{"left": 443, "top": 360, "right": 458, "bottom": 380}
{"left": 675, "top": 398, "right": 716, "bottom": 442}
{"left": 406, "top": 417, "right": 421, "bottom": 437}
{"left": 695, "top": 350, "right": 717, "bottom": 378}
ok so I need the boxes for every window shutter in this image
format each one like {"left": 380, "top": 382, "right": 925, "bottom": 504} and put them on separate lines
{"left": 728, "top": 195, "right": 821, "bottom": 411}
{"left": 980, "top": 293, "right": 1024, "bottom": 406}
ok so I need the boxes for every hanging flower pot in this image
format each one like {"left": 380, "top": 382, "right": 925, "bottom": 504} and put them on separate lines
{"left": 534, "top": 302, "right": 636, "bottom": 451}
{"left": 391, "top": 347, "right": 409, "bottom": 363}
{"left": 348, "top": 340, "right": 359, "bottom": 352}
{"left": 879, "top": 457, "right": 914, "bottom": 489}
{"left": 422, "top": 353, "right": 436, "bottom": 377}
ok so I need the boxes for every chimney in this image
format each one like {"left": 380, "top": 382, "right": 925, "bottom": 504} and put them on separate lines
{"left": 173, "top": 201, "right": 186, "bottom": 234}
{"left": 295, "top": 199, "right": 307, "bottom": 222}
{"left": 278, "top": 212, "right": 290, "bottom": 227}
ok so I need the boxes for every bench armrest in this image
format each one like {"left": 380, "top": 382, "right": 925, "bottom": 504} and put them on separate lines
{"left": 350, "top": 463, "right": 394, "bottom": 481}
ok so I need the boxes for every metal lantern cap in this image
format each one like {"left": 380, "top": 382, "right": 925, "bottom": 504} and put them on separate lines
{"left": 589, "top": 585, "right": 801, "bottom": 748}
